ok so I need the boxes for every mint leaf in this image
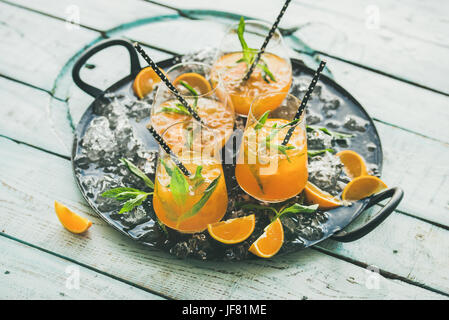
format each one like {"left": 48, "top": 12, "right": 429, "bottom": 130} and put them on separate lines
{"left": 120, "top": 158, "right": 154, "bottom": 189}
{"left": 170, "top": 166, "right": 189, "bottom": 206}
{"left": 178, "top": 174, "right": 221, "bottom": 223}
{"left": 254, "top": 110, "right": 270, "bottom": 131}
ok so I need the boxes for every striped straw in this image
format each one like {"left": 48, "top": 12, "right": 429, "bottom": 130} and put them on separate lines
{"left": 243, "top": 0, "right": 292, "bottom": 81}
{"left": 147, "top": 126, "right": 191, "bottom": 177}
{"left": 282, "top": 60, "right": 327, "bottom": 146}
{"left": 133, "top": 42, "right": 205, "bottom": 125}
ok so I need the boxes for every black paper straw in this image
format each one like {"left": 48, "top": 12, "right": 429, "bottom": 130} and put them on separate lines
{"left": 243, "top": 0, "right": 292, "bottom": 81}
{"left": 282, "top": 60, "right": 326, "bottom": 146}
{"left": 133, "top": 42, "right": 205, "bottom": 125}
{"left": 147, "top": 126, "right": 191, "bottom": 177}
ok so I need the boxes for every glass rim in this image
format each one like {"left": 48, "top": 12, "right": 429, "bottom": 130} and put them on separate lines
{"left": 248, "top": 92, "right": 305, "bottom": 127}
{"left": 157, "top": 61, "right": 224, "bottom": 99}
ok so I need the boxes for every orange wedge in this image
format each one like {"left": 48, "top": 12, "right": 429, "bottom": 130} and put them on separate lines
{"left": 207, "top": 214, "right": 255, "bottom": 244}
{"left": 249, "top": 218, "right": 284, "bottom": 258}
{"left": 173, "top": 72, "right": 212, "bottom": 95}
{"left": 304, "top": 181, "right": 342, "bottom": 209}
{"left": 133, "top": 67, "right": 162, "bottom": 99}
{"left": 54, "top": 201, "right": 92, "bottom": 234}
{"left": 336, "top": 150, "right": 368, "bottom": 179}
{"left": 342, "top": 175, "right": 388, "bottom": 201}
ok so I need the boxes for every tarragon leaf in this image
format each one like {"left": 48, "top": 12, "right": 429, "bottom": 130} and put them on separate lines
{"left": 101, "top": 187, "right": 145, "bottom": 201}
{"left": 190, "top": 165, "right": 205, "bottom": 190}
{"left": 160, "top": 106, "right": 191, "bottom": 116}
{"left": 269, "top": 144, "right": 295, "bottom": 162}
{"left": 271, "top": 204, "right": 319, "bottom": 222}
{"left": 257, "top": 60, "right": 276, "bottom": 83}
{"left": 239, "top": 203, "right": 278, "bottom": 216}
{"left": 177, "top": 174, "right": 221, "bottom": 223}
{"left": 307, "top": 126, "right": 354, "bottom": 139}
{"left": 254, "top": 110, "right": 270, "bottom": 131}
{"left": 308, "top": 148, "right": 335, "bottom": 157}
{"left": 179, "top": 80, "right": 199, "bottom": 110}
{"left": 236, "top": 17, "right": 276, "bottom": 79}
{"left": 160, "top": 158, "right": 173, "bottom": 177}
{"left": 120, "top": 158, "right": 154, "bottom": 189}
{"left": 119, "top": 193, "right": 148, "bottom": 214}
{"left": 170, "top": 166, "right": 190, "bottom": 206}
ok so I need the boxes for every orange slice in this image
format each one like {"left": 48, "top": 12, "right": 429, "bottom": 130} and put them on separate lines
{"left": 207, "top": 214, "right": 255, "bottom": 244}
{"left": 304, "top": 181, "right": 342, "bottom": 209}
{"left": 342, "top": 175, "right": 388, "bottom": 201}
{"left": 336, "top": 150, "right": 368, "bottom": 179}
{"left": 173, "top": 72, "right": 212, "bottom": 95}
{"left": 54, "top": 201, "right": 92, "bottom": 234}
{"left": 132, "top": 67, "right": 162, "bottom": 99}
{"left": 249, "top": 218, "right": 284, "bottom": 258}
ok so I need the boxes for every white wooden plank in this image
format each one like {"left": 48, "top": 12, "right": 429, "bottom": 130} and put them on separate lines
{"left": 322, "top": 57, "right": 449, "bottom": 143}
{"left": 0, "top": 137, "right": 443, "bottom": 299}
{"left": 0, "top": 77, "right": 68, "bottom": 156}
{"left": 0, "top": 2, "right": 99, "bottom": 92}
{"left": 377, "top": 122, "right": 449, "bottom": 227}
{"left": 7, "top": 0, "right": 449, "bottom": 93}
{"left": 160, "top": 0, "right": 449, "bottom": 93}
{"left": 6, "top": 0, "right": 174, "bottom": 31}
{"left": 0, "top": 236, "right": 164, "bottom": 300}
{"left": 317, "top": 209, "right": 449, "bottom": 294}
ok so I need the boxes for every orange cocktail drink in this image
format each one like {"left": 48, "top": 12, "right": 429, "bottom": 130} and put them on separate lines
{"left": 151, "top": 62, "right": 234, "bottom": 148}
{"left": 235, "top": 93, "right": 308, "bottom": 202}
{"left": 152, "top": 121, "right": 228, "bottom": 233}
{"left": 211, "top": 19, "right": 292, "bottom": 116}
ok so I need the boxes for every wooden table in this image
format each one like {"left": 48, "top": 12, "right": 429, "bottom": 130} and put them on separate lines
{"left": 1, "top": 0, "right": 448, "bottom": 300}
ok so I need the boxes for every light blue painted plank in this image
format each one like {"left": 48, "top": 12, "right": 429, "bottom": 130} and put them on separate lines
{"left": 0, "top": 235, "right": 164, "bottom": 299}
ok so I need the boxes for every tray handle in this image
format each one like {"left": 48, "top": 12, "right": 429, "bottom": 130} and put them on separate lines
{"left": 72, "top": 38, "right": 141, "bottom": 98}
{"left": 331, "top": 187, "right": 404, "bottom": 243}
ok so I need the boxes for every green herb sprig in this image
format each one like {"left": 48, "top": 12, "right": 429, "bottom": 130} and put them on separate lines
{"left": 307, "top": 148, "right": 335, "bottom": 157}
{"left": 240, "top": 202, "right": 319, "bottom": 223}
{"left": 101, "top": 158, "right": 154, "bottom": 214}
{"left": 159, "top": 81, "right": 199, "bottom": 116}
{"left": 258, "top": 116, "right": 300, "bottom": 162}
{"left": 236, "top": 17, "right": 276, "bottom": 83}
{"left": 160, "top": 158, "right": 222, "bottom": 223}
{"left": 307, "top": 126, "right": 354, "bottom": 140}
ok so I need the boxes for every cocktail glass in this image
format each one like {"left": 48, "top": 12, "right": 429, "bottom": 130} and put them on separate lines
{"left": 235, "top": 93, "right": 307, "bottom": 202}
{"left": 152, "top": 120, "right": 228, "bottom": 233}
{"left": 151, "top": 62, "right": 234, "bottom": 148}
{"left": 211, "top": 19, "right": 292, "bottom": 117}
